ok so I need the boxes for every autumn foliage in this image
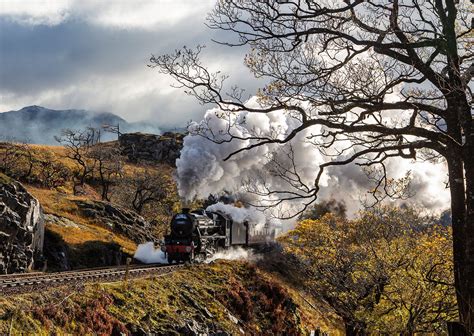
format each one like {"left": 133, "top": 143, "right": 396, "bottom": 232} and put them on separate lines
{"left": 280, "top": 207, "right": 456, "bottom": 334}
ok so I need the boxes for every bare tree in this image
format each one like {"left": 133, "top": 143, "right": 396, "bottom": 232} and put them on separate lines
{"left": 0, "top": 142, "right": 36, "bottom": 181}
{"left": 55, "top": 129, "right": 97, "bottom": 194}
{"left": 127, "top": 169, "right": 168, "bottom": 214}
{"left": 88, "top": 145, "right": 124, "bottom": 201}
{"left": 102, "top": 124, "right": 121, "bottom": 141}
{"left": 35, "top": 151, "right": 70, "bottom": 189}
{"left": 151, "top": 0, "right": 473, "bottom": 329}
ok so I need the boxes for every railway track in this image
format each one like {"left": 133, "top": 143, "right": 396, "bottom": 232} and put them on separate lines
{"left": 0, "top": 263, "right": 184, "bottom": 296}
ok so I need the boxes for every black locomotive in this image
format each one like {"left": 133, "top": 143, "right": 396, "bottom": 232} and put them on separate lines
{"left": 162, "top": 208, "right": 275, "bottom": 263}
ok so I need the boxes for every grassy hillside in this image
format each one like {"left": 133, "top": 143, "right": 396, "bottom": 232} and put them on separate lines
{"left": 0, "top": 261, "right": 343, "bottom": 335}
{"left": 0, "top": 142, "right": 180, "bottom": 268}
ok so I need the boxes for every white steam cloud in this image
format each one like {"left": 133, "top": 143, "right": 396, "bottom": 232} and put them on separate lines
{"left": 134, "top": 241, "right": 257, "bottom": 264}
{"left": 206, "top": 202, "right": 267, "bottom": 229}
{"left": 176, "top": 98, "right": 451, "bottom": 221}
{"left": 134, "top": 242, "right": 167, "bottom": 264}
{"left": 205, "top": 246, "right": 258, "bottom": 263}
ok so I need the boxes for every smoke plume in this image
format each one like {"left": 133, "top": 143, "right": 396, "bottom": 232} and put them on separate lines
{"left": 176, "top": 98, "right": 450, "bottom": 222}
{"left": 206, "top": 202, "right": 267, "bottom": 228}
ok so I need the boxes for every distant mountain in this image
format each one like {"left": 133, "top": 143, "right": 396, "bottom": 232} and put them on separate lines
{"left": 0, "top": 106, "right": 162, "bottom": 144}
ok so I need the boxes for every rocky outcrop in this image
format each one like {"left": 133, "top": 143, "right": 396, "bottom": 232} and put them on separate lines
{"left": 0, "top": 174, "right": 45, "bottom": 274}
{"left": 119, "top": 132, "right": 184, "bottom": 166}
{"left": 73, "top": 200, "right": 156, "bottom": 244}
{"left": 42, "top": 228, "right": 127, "bottom": 271}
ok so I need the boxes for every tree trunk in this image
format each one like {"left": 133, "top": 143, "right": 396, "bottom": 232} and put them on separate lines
{"left": 101, "top": 182, "right": 110, "bottom": 201}
{"left": 448, "top": 154, "right": 468, "bottom": 327}
{"left": 448, "top": 151, "right": 474, "bottom": 332}
{"left": 448, "top": 321, "right": 469, "bottom": 336}
{"left": 446, "top": 91, "right": 473, "bottom": 331}
{"left": 459, "top": 136, "right": 474, "bottom": 331}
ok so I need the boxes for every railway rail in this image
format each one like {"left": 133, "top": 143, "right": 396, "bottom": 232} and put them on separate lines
{"left": 0, "top": 263, "right": 184, "bottom": 296}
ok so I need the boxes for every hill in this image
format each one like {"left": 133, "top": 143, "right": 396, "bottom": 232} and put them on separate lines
{"left": 0, "top": 106, "right": 162, "bottom": 144}
{"left": 0, "top": 140, "right": 180, "bottom": 271}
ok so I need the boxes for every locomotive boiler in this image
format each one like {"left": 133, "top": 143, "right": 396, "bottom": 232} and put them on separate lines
{"left": 162, "top": 208, "right": 274, "bottom": 263}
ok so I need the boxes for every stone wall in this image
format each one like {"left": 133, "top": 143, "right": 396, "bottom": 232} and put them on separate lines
{"left": 119, "top": 132, "right": 184, "bottom": 166}
{"left": 0, "top": 174, "right": 45, "bottom": 274}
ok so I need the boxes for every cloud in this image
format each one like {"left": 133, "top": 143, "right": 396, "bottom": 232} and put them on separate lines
{"left": 0, "top": 1, "right": 263, "bottom": 125}
{"left": 0, "top": 0, "right": 215, "bottom": 28}
{"left": 81, "top": 0, "right": 216, "bottom": 29}
{"left": 0, "top": 0, "right": 72, "bottom": 26}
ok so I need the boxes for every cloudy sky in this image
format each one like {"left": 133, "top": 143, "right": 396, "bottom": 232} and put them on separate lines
{"left": 0, "top": 0, "right": 261, "bottom": 127}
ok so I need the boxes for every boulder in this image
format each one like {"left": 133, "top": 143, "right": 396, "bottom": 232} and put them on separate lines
{"left": 73, "top": 200, "right": 156, "bottom": 244}
{"left": 119, "top": 132, "right": 184, "bottom": 166}
{"left": 0, "top": 174, "right": 45, "bottom": 274}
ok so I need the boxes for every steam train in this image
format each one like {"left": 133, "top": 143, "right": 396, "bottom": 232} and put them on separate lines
{"left": 162, "top": 208, "right": 275, "bottom": 263}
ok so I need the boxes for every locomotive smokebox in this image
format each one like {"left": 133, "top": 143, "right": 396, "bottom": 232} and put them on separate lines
{"left": 170, "top": 210, "right": 195, "bottom": 237}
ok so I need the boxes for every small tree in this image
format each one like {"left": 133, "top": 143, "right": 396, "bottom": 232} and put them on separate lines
{"left": 35, "top": 151, "right": 70, "bottom": 188}
{"left": 127, "top": 168, "right": 168, "bottom": 214}
{"left": 0, "top": 142, "right": 35, "bottom": 180}
{"left": 55, "top": 128, "right": 97, "bottom": 194}
{"left": 88, "top": 145, "right": 123, "bottom": 201}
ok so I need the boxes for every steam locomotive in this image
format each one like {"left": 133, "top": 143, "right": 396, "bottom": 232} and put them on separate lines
{"left": 162, "top": 208, "right": 275, "bottom": 263}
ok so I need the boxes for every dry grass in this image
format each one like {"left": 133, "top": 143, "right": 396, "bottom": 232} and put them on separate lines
{"left": 3, "top": 142, "right": 178, "bottom": 259}
{"left": 27, "top": 185, "right": 136, "bottom": 254}
{"left": 47, "top": 224, "right": 136, "bottom": 254}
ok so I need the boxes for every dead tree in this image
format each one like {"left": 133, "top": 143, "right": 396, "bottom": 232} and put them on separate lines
{"left": 35, "top": 151, "right": 70, "bottom": 188}
{"left": 151, "top": 0, "right": 473, "bottom": 330}
{"left": 102, "top": 124, "right": 121, "bottom": 141}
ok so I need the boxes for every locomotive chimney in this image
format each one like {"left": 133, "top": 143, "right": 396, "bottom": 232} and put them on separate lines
{"left": 182, "top": 208, "right": 190, "bottom": 214}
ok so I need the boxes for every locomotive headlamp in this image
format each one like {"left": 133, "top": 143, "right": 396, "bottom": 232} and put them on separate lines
{"left": 185, "top": 246, "right": 192, "bottom": 253}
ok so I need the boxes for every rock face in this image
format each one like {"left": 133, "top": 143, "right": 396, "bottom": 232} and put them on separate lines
{"left": 42, "top": 228, "right": 127, "bottom": 272}
{"left": 119, "top": 132, "right": 184, "bottom": 166}
{"left": 73, "top": 200, "right": 156, "bottom": 244}
{"left": 0, "top": 175, "right": 45, "bottom": 274}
